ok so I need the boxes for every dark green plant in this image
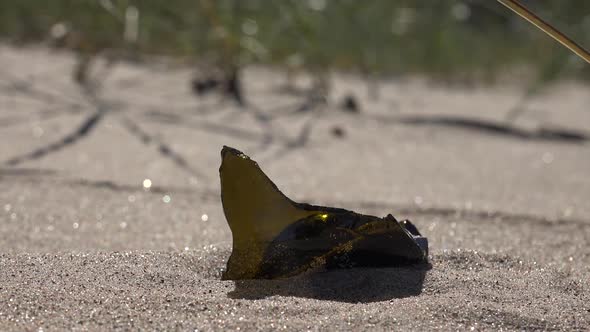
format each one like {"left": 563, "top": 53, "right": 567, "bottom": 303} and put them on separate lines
{"left": 0, "top": 0, "right": 588, "bottom": 80}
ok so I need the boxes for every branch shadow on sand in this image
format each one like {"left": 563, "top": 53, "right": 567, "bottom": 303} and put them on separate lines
{"left": 397, "top": 115, "right": 588, "bottom": 143}
{"left": 227, "top": 263, "right": 431, "bottom": 303}
{"left": 3, "top": 110, "right": 105, "bottom": 166}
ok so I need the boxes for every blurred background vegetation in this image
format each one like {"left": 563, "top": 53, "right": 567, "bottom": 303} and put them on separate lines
{"left": 0, "top": 0, "right": 589, "bottom": 82}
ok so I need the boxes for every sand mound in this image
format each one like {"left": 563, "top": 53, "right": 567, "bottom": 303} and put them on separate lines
{"left": 1, "top": 45, "right": 589, "bottom": 330}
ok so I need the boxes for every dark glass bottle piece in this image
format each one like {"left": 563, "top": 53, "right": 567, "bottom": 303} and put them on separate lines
{"left": 220, "top": 146, "right": 428, "bottom": 280}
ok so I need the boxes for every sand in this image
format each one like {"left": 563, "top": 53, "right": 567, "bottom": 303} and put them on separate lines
{"left": 1, "top": 45, "right": 589, "bottom": 331}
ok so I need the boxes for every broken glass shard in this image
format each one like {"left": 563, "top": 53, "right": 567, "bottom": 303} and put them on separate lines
{"left": 220, "top": 146, "right": 428, "bottom": 280}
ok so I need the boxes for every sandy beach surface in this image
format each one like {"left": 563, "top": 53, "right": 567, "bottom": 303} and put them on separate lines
{"left": 1, "top": 45, "right": 589, "bottom": 331}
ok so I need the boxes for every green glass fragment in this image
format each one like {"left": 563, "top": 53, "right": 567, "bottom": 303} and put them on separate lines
{"left": 220, "top": 146, "right": 428, "bottom": 280}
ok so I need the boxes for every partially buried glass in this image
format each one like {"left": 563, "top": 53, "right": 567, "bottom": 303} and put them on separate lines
{"left": 219, "top": 146, "right": 428, "bottom": 280}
